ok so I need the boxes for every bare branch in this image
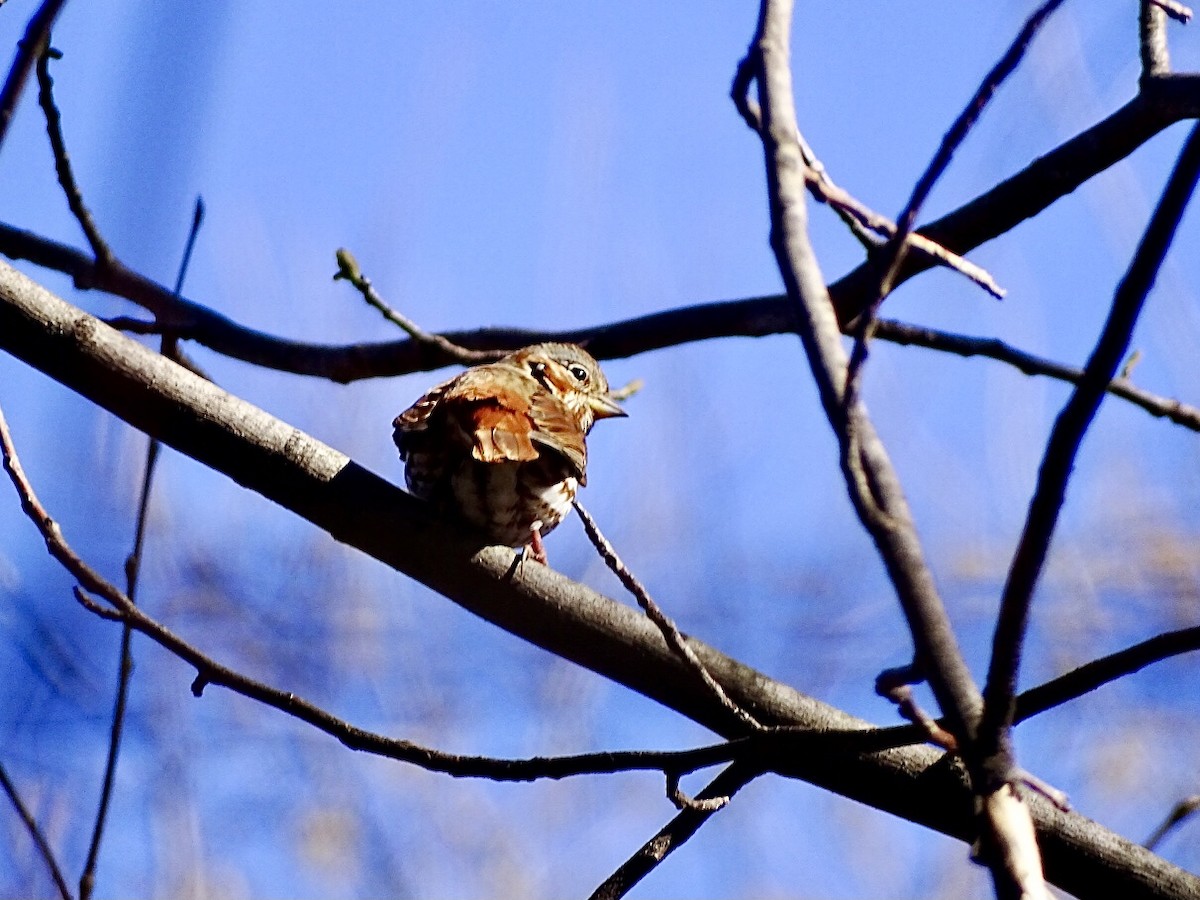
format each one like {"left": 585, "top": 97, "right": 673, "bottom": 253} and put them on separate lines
{"left": 1015, "top": 625, "right": 1200, "bottom": 722}
{"left": 0, "top": 760, "right": 74, "bottom": 900}
{"left": 574, "top": 500, "right": 763, "bottom": 731}
{"left": 609, "top": 377, "right": 644, "bottom": 401}
{"left": 1014, "top": 770, "right": 1070, "bottom": 812}
{"left": 878, "top": 0, "right": 1066, "bottom": 301}
{"left": 839, "top": 75, "right": 1200, "bottom": 327}
{"left": 795, "top": 136, "right": 1006, "bottom": 299}
{"left": 1142, "top": 0, "right": 1173, "bottom": 80}
{"left": 590, "top": 764, "right": 757, "bottom": 900}
{"left": 981, "top": 122, "right": 1200, "bottom": 769}
{"left": 876, "top": 665, "right": 959, "bottom": 752}
{"left": 0, "top": 0, "right": 68, "bottom": 153}
{"left": 741, "top": 0, "right": 981, "bottom": 753}
{"left": 875, "top": 319, "right": 1200, "bottom": 433}
{"left": 34, "top": 44, "right": 112, "bottom": 268}
{"left": 1146, "top": 796, "right": 1200, "bottom": 850}
{"left": 1151, "top": 0, "right": 1193, "bottom": 24}
{"left": 665, "top": 770, "right": 731, "bottom": 813}
{"left": 975, "top": 783, "right": 1048, "bottom": 899}
{"left": 730, "top": 54, "right": 762, "bottom": 132}
{"left": 333, "top": 247, "right": 500, "bottom": 364}
{"left": 851, "top": 0, "right": 1067, "bottom": 397}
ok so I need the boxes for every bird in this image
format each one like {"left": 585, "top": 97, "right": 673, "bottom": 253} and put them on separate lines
{"left": 393, "top": 342, "right": 626, "bottom": 563}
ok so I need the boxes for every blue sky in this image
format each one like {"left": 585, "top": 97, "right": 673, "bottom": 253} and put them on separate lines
{"left": 2, "top": 2, "right": 1200, "bottom": 897}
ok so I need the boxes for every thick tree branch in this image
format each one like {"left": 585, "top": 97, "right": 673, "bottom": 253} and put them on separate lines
{"left": 1, "top": 264, "right": 1197, "bottom": 899}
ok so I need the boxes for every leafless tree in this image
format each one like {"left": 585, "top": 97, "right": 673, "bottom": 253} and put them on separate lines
{"left": 2, "top": 2, "right": 1200, "bottom": 898}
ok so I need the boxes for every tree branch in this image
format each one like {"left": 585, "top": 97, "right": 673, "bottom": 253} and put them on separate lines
{"left": 875, "top": 0, "right": 1066, "bottom": 304}
{"left": 574, "top": 500, "right": 763, "bottom": 731}
{"left": 875, "top": 319, "right": 1200, "bottom": 432}
{"left": 0, "top": 760, "right": 73, "bottom": 900}
{"left": 1145, "top": 796, "right": 1200, "bottom": 851}
{"left": 980, "top": 121, "right": 1200, "bottom": 774}
{"left": 589, "top": 763, "right": 758, "bottom": 900}
{"left": 1141, "top": 0, "right": 1173, "bottom": 82}
{"left": 0, "top": 0, "right": 68, "bottom": 153}
{"left": 34, "top": 44, "right": 112, "bottom": 268}
{"left": 1015, "top": 625, "right": 1200, "bottom": 722}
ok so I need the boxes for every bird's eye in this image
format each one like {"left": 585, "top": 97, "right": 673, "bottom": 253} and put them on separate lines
{"left": 568, "top": 364, "right": 589, "bottom": 383}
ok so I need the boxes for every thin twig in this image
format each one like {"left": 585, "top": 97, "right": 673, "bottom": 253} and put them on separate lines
{"left": 1151, "top": 0, "right": 1193, "bottom": 26}
{"left": 980, "top": 122, "right": 1200, "bottom": 772}
{"left": 34, "top": 44, "right": 112, "bottom": 268}
{"left": 665, "top": 770, "right": 731, "bottom": 812}
{"left": 875, "top": 318, "right": 1200, "bottom": 432}
{"left": 876, "top": 665, "right": 959, "bottom": 752}
{"left": 609, "top": 377, "right": 644, "bottom": 402}
{"left": 573, "top": 500, "right": 764, "bottom": 730}
{"left": 1015, "top": 625, "right": 1200, "bottom": 722}
{"left": 797, "top": 137, "right": 1005, "bottom": 300}
{"left": 79, "top": 198, "right": 204, "bottom": 900}
{"left": 589, "top": 763, "right": 757, "bottom": 900}
{"left": 850, "top": 0, "right": 1068, "bottom": 395}
{"left": 730, "top": 55, "right": 762, "bottom": 132}
{"left": 844, "top": 623, "right": 1200, "bottom": 756}
{"left": 876, "top": 0, "right": 1068, "bottom": 301}
{"left": 333, "top": 247, "right": 500, "bottom": 364}
{"left": 0, "top": 760, "right": 74, "bottom": 900}
{"left": 1145, "top": 795, "right": 1200, "bottom": 850}
{"left": 0, "top": 0, "right": 68, "bottom": 153}
{"left": 1014, "top": 769, "right": 1070, "bottom": 812}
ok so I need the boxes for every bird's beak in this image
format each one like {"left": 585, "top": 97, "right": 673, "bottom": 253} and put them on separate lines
{"left": 589, "top": 393, "right": 628, "bottom": 420}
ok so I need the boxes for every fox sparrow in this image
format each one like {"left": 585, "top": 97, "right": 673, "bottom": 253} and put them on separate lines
{"left": 393, "top": 342, "right": 625, "bottom": 562}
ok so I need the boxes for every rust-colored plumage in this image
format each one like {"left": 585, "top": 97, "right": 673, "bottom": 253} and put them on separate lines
{"left": 393, "top": 343, "right": 625, "bottom": 562}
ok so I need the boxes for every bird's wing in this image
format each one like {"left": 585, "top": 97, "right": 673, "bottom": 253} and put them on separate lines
{"left": 396, "top": 365, "right": 543, "bottom": 464}
{"left": 525, "top": 389, "right": 587, "bottom": 483}
{"left": 394, "top": 364, "right": 588, "bottom": 480}
{"left": 392, "top": 373, "right": 458, "bottom": 458}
